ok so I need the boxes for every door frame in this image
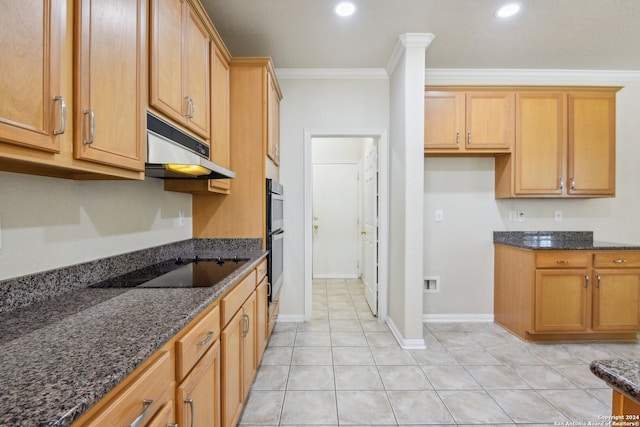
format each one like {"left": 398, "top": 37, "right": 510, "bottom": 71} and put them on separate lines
{"left": 303, "top": 128, "right": 389, "bottom": 322}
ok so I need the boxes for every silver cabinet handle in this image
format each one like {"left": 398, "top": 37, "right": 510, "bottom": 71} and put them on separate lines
{"left": 190, "top": 98, "right": 196, "bottom": 118}
{"left": 185, "top": 398, "right": 195, "bottom": 427}
{"left": 467, "top": 132, "right": 471, "bottom": 144}
{"left": 570, "top": 178, "right": 575, "bottom": 190}
{"left": 556, "top": 260, "right": 570, "bottom": 264}
{"left": 242, "top": 314, "right": 250, "bottom": 337}
{"left": 184, "top": 96, "right": 192, "bottom": 118}
{"left": 82, "top": 109, "right": 95, "bottom": 145}
{"left": 53, "top": 96, "right": 66, "bottom": 135}
{"left": 456, "top": 132, "right": 460, "bottom": 144}
{"left": 613, "top": 259, "right": 627, "bottom": 264}
{"left": 596, "top": 275, "right": 601, "bottom": 288}
{"left": 197, "top": 331, "right": 215, "bottom": 347}
{"left": 584, "top": 274, "right": 589, "bottom": 288}
{"left": 129, "top": 399, "right": 153, "bottom": 427}
{"left": 559, "top": 178, "right": 564, "bottom": 190}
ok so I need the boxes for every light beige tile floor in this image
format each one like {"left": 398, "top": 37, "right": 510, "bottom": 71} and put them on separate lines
{"left": 239, "top": 278, "right": 638, "bottom": 426}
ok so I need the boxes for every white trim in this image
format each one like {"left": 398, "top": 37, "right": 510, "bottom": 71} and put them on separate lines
{"left": 425, "top": 68, "right": 640, "bottom": 85}
{"left": 275, "top": 67, "right": 640, "bottom": 83}
{"left": 386, "top": 318, "right": 426, "bottom": 350}
{"left": 386, "top": 33, "right": 435, "bottom": 76}
{"left": 276, "top": 68, "right": 388, "bottom": 80}
{"left": 423, "top": 314, "right": 495, "bottom": 323}
{"left": 304, "top": 128, "right": 389, "bottom": 323}
{"left": 274, "top": 314, "right": 305, "bottom": 323}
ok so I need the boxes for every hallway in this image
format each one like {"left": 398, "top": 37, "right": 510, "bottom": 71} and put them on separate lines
{"left": 238, "top": 278, "right": 627, "bottom": 425}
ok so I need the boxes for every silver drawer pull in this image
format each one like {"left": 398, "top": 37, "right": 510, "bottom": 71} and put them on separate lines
{"left": 197, "top": 331, "right": 215, "bottom": 347}
{"left": 584, "top": 274, "right": 589, "bottom": 288}
{"left": 597, "top": 275, "right": 602, "bottom": 288}
{"left": 129, "top": 399, "right": 153, "bottom": 427}
{"left": 556, "top": 260, "right": 570, "bottom": 264}
{"left": 613, "top": 259, "right": 627, "bottom": 264}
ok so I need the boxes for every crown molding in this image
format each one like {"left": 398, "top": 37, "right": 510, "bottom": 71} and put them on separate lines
{"left": 275, "top": 68, "right": 388, "bottom": 80}
{"left": 386, "top": 33, "right": 435, "bottom": 75}
{"left": 425, "top": 68, "right": 640, "bottom": 85}
{"left": 274, "top": 67, "right": 640, "bottom": 82}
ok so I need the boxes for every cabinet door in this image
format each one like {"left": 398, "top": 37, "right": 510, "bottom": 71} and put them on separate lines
{"left": 221, "top": 310, "right": 244, "bottom": 427}
{"left": 567, "top": 92, "right": 616, "bottom": 196}
{"left": 534, "top": 269, "right": 589, "bottom": 332}
{"left": 184, "top": 4, "right": 210, "bottom": 139}
{"left": 424, "top": 91, "right": 465, "bottom": 150}
{"left": 0, "top": 0, "right": 64, "bottom": 153}
{"left": 242, "top": 291, "right": 257, "bottom": 396}
{"left": 209, "top": 45, "right": 231, "bottom": 193}
{"left": 514, "top": 92, "right": 566, "bottom": 195}
{"left": 177, "top": 340, "right": 221, "bottom": 427}
{"left": 256, "top": 277, "right": 268, "bottom": 361}
{"left": 75, "top": 0, "right": 145, "bottom": 171}
{"left": 592, "top": 269, "right": 640, "bottom": 331}
{"left": 267, "top": 72, "right": 281, "bottom": 164}
{"left": 465, "top": 92, "right": 514, "bottom": 150}
{"left": 150, "top": 0, "right": 184, "bottom": 125}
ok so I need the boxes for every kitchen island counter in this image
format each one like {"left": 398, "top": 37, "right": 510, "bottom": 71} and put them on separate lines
{"left": 0, "top": 240, "right": 266, "bottom": 426}
{"left": 591, "top": 359, "right": 640, "bottom": 404}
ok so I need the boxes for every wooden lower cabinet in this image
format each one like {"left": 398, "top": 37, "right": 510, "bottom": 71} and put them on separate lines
{"left": 534, "top": 269, "right": 589, "bottom": 332}
{"left": 613, "top": 390, "right": 640, "bottom": 417}
{"left": 256, "top": 276, "right": 268, "bottom": 360}
{"left": 147, "top": 401, "right": 175, "bottom": 427}
{"left": 495, "top": 245, "right": 640, "bottom": 341}
{"left": 222, "top": 290, "right": 258, "bottom": 427}
{"left": 177, "top": 341, "right": 221, "bottom": 427}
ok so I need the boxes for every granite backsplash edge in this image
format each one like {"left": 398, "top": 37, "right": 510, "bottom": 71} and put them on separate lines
{"left": 0, "top": 238, "right": 262, "bottom": 314}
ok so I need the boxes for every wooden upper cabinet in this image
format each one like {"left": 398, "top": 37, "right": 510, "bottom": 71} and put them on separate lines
{"left": 424, "top": 90, "right": 514, "bottom": 154}
{"left": 0, "top": 0, "right": 65, "bottom": 153}
{"left": 74, "top": 0, "right": 146, "bottom": 171}
{"left": 267, "top": 71, "right": 282, "bottom": 165}
{"left": 513, "top": 92, "right": 566, "bottom": 196}
{"left": 568, "top": 92, "right": 616, "bottom": 196}
{"left": 495, "top": 87, "right": 619, "bottom": 199}
{"left": 209, "top": 44, "right": 232, "bottom": 194}
{"left": 150, "top": 0, "right": 210, "bottom": 140}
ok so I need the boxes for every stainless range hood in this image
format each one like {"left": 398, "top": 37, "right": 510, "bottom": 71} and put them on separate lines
{"left": 145, "top": 112, "right": 235, "bottom": 180}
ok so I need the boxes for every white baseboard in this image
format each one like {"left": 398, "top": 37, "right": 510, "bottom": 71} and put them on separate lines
{"left": 423, "top": 314, "right": 494, "bottom": 323}
{"left": 386, "top": 318, "right": 426, "bottom": 350}
{"left": 275, "top": 314, "right": 305, "bottom": 323}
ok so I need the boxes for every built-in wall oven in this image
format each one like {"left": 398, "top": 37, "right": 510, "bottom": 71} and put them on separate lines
{"left": 266, "top": 179, "right": 284, "bottom": 304}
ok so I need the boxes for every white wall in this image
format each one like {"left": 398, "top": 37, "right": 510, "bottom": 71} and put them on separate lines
{"left": 277, "top": 77, "right": 389, "bottom": 318}
{"left": 423, "top": 70, "right": 640, "bottom": 319}
{"left": 0, "top": 171, "right": 192, "bottom": 281}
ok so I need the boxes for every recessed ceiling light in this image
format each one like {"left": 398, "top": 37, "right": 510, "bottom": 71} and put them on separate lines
{"left": 495, "top": 3, "right": 520, "bottom": 18}
{"left": 335, "top": 2, "right": 356, "bottom": 17}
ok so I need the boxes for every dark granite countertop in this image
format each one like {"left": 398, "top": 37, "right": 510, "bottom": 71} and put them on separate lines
{"left": 590, "top": 360, "right": 640, "bottom": 404}
{"left": 494, "top": 231, "right": 640, "bottom": 250}
{"left": 0, "top": 240, "right": 266, "bottom": 426}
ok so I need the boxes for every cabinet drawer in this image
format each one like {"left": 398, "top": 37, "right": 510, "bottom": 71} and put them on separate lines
{"left": 536, "top": 252, "right": 589, "bottom": 268}
{"left": 594, "top": 252, "right": 640, "bottom": 268}
{"left": 222, "top": 270, "right": 257, "bottom": 326}
{"left": 256, "top": 259, "right": 268, "bottom": 283}
{"left": 176, "top": 305, "right": 220, "bottom": 381}
{"left": 85, "top": 351, "right": 172, "bottom": 426}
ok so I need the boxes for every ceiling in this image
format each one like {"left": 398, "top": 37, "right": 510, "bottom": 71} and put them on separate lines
{"left": 200, "top": 0, "right": 640, "bottom": 71}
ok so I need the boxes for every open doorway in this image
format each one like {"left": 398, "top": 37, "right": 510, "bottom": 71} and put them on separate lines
{"left": 304, "top": 129, "right": 389, "bottom": 322}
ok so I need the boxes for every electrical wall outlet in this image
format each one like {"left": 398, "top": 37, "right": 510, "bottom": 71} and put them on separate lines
{"left": 423, "top": 276, "right": 440, "bottom": 293}
{"left": 517, "top": 211, "right": 525, "bottom": 222}
{"left": 508, "top": 211, "right": 517, "bottom": 222}
{"left": 554, "top": 210, "right": 563, "bottom": 222}
{"left": 178, "top": 210, "right": 185, "bottom": 227}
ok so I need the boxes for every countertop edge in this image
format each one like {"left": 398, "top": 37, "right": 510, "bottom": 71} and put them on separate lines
{"left": 590, "top": 360, "right": 640, "bottom": 404}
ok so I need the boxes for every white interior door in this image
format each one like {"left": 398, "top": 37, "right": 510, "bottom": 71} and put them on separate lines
{"left": 361, "top": 141, "right": 378, "bottom": 315}
{"left": 312, "top": 163, "right": 359, "bottom": 278}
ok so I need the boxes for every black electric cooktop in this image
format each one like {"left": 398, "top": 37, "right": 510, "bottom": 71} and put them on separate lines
{"left": 90, "top": 257, "right": 249, "bottom": 289}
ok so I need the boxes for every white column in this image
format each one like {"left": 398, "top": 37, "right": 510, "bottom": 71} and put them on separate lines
{"left": 385, "top": 33, "right": 434, "bottom": 349}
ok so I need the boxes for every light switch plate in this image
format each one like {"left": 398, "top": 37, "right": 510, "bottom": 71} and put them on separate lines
{"left": 435, "top": 209, "right": 444, "bottom": 222}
